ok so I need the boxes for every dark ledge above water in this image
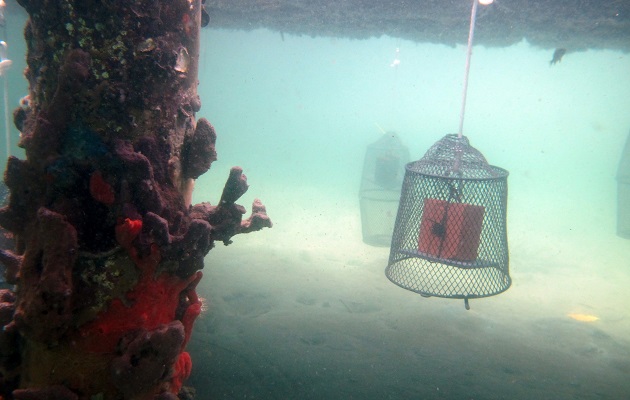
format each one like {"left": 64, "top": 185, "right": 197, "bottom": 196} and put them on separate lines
{"left": 205, "top": 0, "right": 630, "bottom": 52}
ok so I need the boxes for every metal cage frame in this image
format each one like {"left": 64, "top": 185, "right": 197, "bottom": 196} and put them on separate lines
{"left": 385, "top": 134, "right": 511, "bottom": 308}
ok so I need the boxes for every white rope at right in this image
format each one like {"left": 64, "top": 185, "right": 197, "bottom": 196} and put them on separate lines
{"left": 457, "top": 0, "right": 492, "bottom": 138}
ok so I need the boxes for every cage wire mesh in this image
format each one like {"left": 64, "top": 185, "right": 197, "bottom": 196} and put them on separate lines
{"left": 385, "top": 134, "right": 510, "bottom": 308}
{"left": 359, "top": 133, "right": 409, "bottom": 246}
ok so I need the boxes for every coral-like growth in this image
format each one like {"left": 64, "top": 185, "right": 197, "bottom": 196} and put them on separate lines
{"left": 12, "top": 208, "right": 78, "bottom": 343}
{"left": 190, "top": 167, "right": 273, "bottom": 246}
{"left": 0, "top": 249, "right": 22, "bottom": 284}
{"left": 0, "top": 1, "right": 272, "bottom": 398}
{"left": 89, "top": 171, "right": 116, "bottom": 205}
{"left": 171, "top": 352, "right": 193, "bottom": 394}
{"left": 0, "top": 289, "right": 18, "bottom": 399}
{"left": 115, "top": 218, "right": 143, "bottom": 249}
{"left": 12, "top": 385, "right": 79, "bottom": 400}
{"left": 111, "top": 321, "right": 185, "bottom": 398}
{"left": 181, "top": 118, "right": 217, "bottom": 180}
{"left": 77, "top": 245, "right": 202, "bottom": 354}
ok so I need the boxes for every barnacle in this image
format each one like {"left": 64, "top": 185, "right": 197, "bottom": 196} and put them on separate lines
{"left": 174, "top": 47, "right": 189, "bottom": 73}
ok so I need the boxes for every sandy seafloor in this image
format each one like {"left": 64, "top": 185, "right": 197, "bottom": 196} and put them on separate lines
{"left": 186, "top": 185, "right": 630, "bottom": 400}
{"left": 182, "top": 29, "right": 630, "bottom": 399}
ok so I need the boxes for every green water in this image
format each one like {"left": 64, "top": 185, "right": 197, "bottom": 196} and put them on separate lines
{"left": 190, "top": 28, "right": 630, "bottom": 399}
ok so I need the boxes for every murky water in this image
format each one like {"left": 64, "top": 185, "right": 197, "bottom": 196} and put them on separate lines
{"left": 189, "top": 28, "right": 630, "bottom": 399}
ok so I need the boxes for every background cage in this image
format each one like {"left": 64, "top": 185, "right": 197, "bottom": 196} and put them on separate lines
{"left": 359, "top": 133, "right": 409, "bottom": 247}
{"left": 617, "top": 130, "right": 630, "bottom": 239}
{"left": 385, "top": 134, "right": 510, "bottom": 308}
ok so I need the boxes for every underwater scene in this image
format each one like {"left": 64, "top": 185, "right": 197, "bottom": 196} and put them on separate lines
{"left": 1, "top": 1, "right": 630, "bottom": 400}
{"left": 190, "top": 30, "right": 630, "bottom": 400}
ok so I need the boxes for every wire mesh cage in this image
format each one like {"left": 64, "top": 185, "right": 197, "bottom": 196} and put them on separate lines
{"left": 359, "top": 133, "right": 409, "bottom": 247}
{"left": 385, "top": 134, "right": 510, "bottom": 308}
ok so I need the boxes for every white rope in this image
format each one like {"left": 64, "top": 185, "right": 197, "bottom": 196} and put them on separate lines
{"left": 457, "top": 0, "right": 480, "bottom": 138}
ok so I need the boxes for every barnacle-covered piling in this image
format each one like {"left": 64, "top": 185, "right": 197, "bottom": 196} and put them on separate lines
{"left": 0, "top": 1, "right": 271, "bottom": 398}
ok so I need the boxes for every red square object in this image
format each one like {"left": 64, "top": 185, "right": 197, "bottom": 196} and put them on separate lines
{"left": 418, "top": 198, "right": 485, "bottom": 261}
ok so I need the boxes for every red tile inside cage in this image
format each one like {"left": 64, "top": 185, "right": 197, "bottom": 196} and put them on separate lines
{"left": 418, "top": 198, "right": 484, "bottom": 261}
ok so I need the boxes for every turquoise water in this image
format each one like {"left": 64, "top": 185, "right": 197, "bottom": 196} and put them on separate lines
{"left": 195, "top": 28, "right": 630, "bottom": 233}
{"left": 191, "top": 28, "right": 630, "bottom": 399}
{"left": 0, "top": 4, "right": 27, "bottom": 162}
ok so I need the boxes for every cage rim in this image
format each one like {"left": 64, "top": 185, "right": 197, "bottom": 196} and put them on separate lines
{"left": 404, "top": 162, "right": 509, "bottom": 181}
{"left": 384, "top": 262, "right": 513, "bottom": 300}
